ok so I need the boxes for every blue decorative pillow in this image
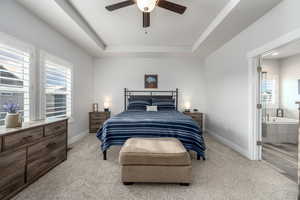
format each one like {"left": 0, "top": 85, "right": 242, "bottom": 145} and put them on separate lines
{"left": 152, "top": 100, "right": 175, "bottom": 111}
{"left": 127, "top": 100, "right": 150, "bottom": 110}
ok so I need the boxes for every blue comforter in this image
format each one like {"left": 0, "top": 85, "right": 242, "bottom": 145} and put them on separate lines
{"left": 96, "top": 110, "right": 206, "bottom": 158}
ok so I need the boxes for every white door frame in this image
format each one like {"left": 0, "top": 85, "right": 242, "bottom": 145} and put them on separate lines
{"left": 247, "top": 28, "right": 300, "bottom": 160}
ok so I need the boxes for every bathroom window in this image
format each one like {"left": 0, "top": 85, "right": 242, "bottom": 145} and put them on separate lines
{"left": 261, "top": 79, "right": 276, "bottom": 104}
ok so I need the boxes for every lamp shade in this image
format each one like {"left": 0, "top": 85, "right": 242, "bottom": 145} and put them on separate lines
{"left": 184, "top": 102, "right": 191, "bottom": 110}
{"left": 136, "top": 0, "right": 157, "bottom": 12}
{"left": 104, "top": 102, "right": 110, "bottom": 109}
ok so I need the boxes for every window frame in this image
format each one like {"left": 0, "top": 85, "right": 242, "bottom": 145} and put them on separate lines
{"left": 0, "top": 32, "right": 35, "bottom": 124}
{"left": 261, "top": 72, "right": 279, "bottom": 108}
{"left": 39, "top": 51, "right": 74, "bottom": 121}
{"left": 0, "top": 32, "right": 75, "bottom": 127}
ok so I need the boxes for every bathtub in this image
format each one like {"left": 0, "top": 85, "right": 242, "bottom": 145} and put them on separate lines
{"left": 264, "top": 117, "right": 299, "bottom": 125}
{"left": 262, "top": 117, "right": 299, "bottom": 144}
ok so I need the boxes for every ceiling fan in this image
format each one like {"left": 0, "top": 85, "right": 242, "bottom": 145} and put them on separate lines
{"left": 105, "top": 0, "right": 187, "bottom": 28}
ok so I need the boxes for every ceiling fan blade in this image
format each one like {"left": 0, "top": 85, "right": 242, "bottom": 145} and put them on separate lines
{"left": 143, "top": 12, "right": 150, "bottom": 28}
{"left": 157, "top": 0, "right": 186, "bottom": 14}
{"left": 105, "top": 0, "right": 135, "bottom": 11}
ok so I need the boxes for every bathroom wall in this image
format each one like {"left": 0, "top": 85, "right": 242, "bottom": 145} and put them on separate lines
{"left": 279, "top": 54, "right": 300, "bottom": 119}
{"left": 262, "top": 59, "right": 281, "bottom": 75}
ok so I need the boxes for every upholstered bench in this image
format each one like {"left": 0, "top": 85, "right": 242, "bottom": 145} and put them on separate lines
{"left": 119, "top": 138, "right": 192, "bottom": 186}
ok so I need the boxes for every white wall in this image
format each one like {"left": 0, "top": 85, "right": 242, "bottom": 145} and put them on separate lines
{"left": 204, "top": 0, "right": 300, "bottom": 158}
{"left": 94, "top": 57, "right": 206, "bottom": 115}
{"left": 279, "top": 54, "right": 300, "bottom": 119}
{"left": 0, "top": 0, "right": 94, "bottom": 140}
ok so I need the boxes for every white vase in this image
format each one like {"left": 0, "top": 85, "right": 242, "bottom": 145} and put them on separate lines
{"left": 5, "top": 113, "right": 21, "bottom": 128}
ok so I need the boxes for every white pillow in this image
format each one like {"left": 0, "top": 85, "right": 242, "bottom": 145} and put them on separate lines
{"left": 146, "top": 105, "right": 158, "bottom": 112}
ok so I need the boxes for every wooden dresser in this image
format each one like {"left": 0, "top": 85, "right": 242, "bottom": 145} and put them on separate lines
{"left": 0, "top": 118, "right": 68, "bottom": 200}
{"left": 183, "top": 112, "right": 204, "bottom": 130}
{"left": 89, "top": 112, "right": 110, "bottom": 133}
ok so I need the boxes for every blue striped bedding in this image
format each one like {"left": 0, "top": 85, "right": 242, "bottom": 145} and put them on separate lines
{"left": 96, "top": 110, "right": 206, "bottom": 158}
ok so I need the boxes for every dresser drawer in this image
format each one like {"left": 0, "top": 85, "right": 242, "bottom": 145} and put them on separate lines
{"left": 90, "top": 124, "right": 102, "bottom": 129}
{"left": 191, "top": 115, "right": 202, "bottom": 120}
{"left": 189, "top": 113, "right": 202, "bottom": 117}
{"left": 45, "top": 120, "right": 67, "bottom": 137}
{"left": 91, "top": 119, "right": 106, "bottom": 124}
{"left": 90, "top": 129, "right": 99, "bottom": 133}
{"left": 90, "top": 112, "right": 109, "bottom": 119}
{"left": 0, "top": 148, "right": 26, "bottom": 199}
{"left": 3, "top": 127, "right": 43, "bottom": 151}
{"left": 27, "top": 133, "right": 66, "bottom": 182}
{"left": 92, "top": 116, "right": 108, "bottom": 121}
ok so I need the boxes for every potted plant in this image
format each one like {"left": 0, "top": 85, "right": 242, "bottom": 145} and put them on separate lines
{"left": 3, "top": 103, "right": 22, "bottom": 128}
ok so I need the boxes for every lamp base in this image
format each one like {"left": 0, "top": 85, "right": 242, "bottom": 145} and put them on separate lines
{"left": 104, "top": 108, "right": 109, "bottom": 112}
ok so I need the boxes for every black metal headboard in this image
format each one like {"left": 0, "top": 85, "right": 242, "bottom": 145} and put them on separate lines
{"left": 124, "top": 88, "right": 179, "bottom": 111}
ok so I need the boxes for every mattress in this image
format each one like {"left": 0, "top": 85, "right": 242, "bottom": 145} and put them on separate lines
{"left": 96, "top": 110, "right": 206, "bottom": 158}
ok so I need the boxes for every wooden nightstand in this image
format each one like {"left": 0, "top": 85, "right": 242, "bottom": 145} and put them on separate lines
{"left": 183, "top": 112, "right": 204, "bottom": 130}
{"left": 89, "top": 112, "right": 110, "bottom": 133}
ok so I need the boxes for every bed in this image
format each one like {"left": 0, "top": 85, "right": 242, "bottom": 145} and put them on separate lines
{"left": 96, "top": 89, "right": 206, "bottom": 160}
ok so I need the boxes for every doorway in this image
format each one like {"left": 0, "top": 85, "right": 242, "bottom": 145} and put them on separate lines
{"left": 258, "top": 44, "right": 300, "bottom": 182}
{"left": 248, "top": 29, "right": 300, "bottom": 200}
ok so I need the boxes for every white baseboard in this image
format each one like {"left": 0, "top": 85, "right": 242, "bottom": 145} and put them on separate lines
{"left": 207, "top": 129, "right": 251, "bottom": 159}
{"left": 68, "top": 129, "right": 89, "bottom": 145}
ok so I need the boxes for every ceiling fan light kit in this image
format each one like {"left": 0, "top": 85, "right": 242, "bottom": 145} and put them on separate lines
{"left": 137, "top": 0, "right": 158, "bottom": 12}
{"left": 105, "top": 0, "right": 187, "bottom": 28}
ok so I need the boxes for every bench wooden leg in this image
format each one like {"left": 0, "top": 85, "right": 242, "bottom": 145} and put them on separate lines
{"left": 197, "top": 154, "right": 206, "bottom": 161}
{"left": 103, "top": 150, "right": 107, "bottom": 160}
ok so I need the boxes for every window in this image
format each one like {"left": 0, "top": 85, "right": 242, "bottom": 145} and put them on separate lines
{"left": 42, "top": 53, "right": 72, "bottom": 119}
{"left": 261, "top": 72, "right": 277, "bottom": 105}
{"left": 261, "top": 79, "right": 275, "bottom": 103}
{"left": 0, "top": 33, "right": 73, "bottom": 126}
{"left": 0, "top": 42, "right": 31, "bottom": 125}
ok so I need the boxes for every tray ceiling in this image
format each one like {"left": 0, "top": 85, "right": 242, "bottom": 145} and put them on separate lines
{"left": 69, "top": 0, "right": 229, "bottom": 47}
{"left": 17, "top": 0, "right": 283, "bottom": 57}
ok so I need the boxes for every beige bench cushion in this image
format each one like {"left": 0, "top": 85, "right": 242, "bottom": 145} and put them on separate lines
{"left": 119, "top": 138, "right": 191, "bottom": 166}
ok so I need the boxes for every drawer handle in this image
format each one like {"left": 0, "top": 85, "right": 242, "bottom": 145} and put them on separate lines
{"left": 22, "top": 135, "right": 33, "bottom": 141}
{"left": 46, "top": 142, "right": 57, "bottom": 149}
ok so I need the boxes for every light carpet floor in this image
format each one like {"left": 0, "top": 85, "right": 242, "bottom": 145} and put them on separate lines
{"left": 12, "top": 134, "right": 297, "bottom": 200}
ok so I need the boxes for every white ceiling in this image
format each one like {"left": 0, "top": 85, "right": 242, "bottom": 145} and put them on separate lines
{"left": 17, "top": 0, "right": 283, "bottom": 58}
{"left": 70, "top": 0, "right": 229, "bottom": 47}
{"left": 16, "top": 0, "right": 104, "bottom": 57}
{"left": 263, "top": 39, "right": 300, "bottom": 59}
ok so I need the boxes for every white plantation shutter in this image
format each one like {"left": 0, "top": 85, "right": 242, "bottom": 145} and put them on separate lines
{"left": 0, "top": 42, "right": 31, "bottom": 125}
{"left": 42, "top": 53, "right": 72, "bottom": 119}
